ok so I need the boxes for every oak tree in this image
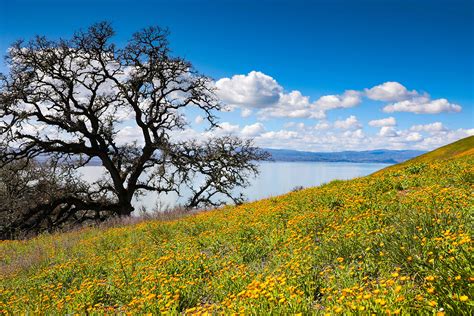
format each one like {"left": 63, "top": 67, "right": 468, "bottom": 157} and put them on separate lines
{"left": 0, "top": 22, "right": 268, "bottom": 237}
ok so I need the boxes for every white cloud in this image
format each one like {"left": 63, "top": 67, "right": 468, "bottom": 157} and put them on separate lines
{"left": 241, "top": 108, "right": 253, "bottom": 118}
{"left": 217, "top": 75, "right": 463, "bottom": 117}
{"left": 166, "top": 72, "right": 470, "bottom": 152}
{"left": 315, "top": 90, "right": 361, "bottom": 110}
{"left": 241, "top": 122, "right": 265, "bottom": 137}
{"left": 251, "top": 123, "right": 472, "bottom": 152}
{"left": 369, "top": 117, "right": 397, "bottom": 127}
{"left": 215, "top": 71, "right": 281, "bottom": 109}
{"left": 296, "top": 122, "right": 305, "bottom": 130}
{"left": 194, "top": 115, "right": 204, "bottom": 124}
{"left": 334, "top": 115, "right": 361, "bottom": 130}
{"left": 377, "top": 126, "right": 423, "bottom": 143}
{"left": 217, "top": 122, "right": 240, "bottom": 134}
{"left": 116, "top": 126, "right": 143, "bottom": 146}
{"left": 384, "top": 97, "right": 462, "bottom": 114}
{"left": 405, "top": 132, "right": 423, "bottom": 142}
{"left": 364, "top": 82, "right": 462, "bottom": 114}
{"left": 260, "top": 130, "right": 298, "bottom": 140}
{"left": 216, "top": 73, "right": 463, "bottom": 120}
{"left": 343, "top": 129, "right": 365, "bottom": 139}
{"left": 216, "top": 71, "right": 360, "bottom": 120}
{"left": 314, "top": 121, "right": 331, "bottom": 130}
{"left": 252, "top": 126, "right": 473, "bottom": 152}
{"left": 170, "top": 127, "right": 203, "bottom": 143}
{"left": 415, "top": 128, "right": 474, "bottom": 149}
{"left": 258, "top": 90, "right": 326, "bottom": 120}
{"left": 410, "top": 122, "right": 447, "bottom": 133}
{"left": 365, "top": 82, "right": 417, "bottom": 101}
{"left": 379, "top": 126, "right": 399, "bottom": 137}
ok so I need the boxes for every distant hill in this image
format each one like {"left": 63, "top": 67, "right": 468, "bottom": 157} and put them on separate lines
{"left": 264, "top": 148, "right": 425, "bottom": 163}
{"left": 36, "top": 148, "right": 425, "bottom": 166}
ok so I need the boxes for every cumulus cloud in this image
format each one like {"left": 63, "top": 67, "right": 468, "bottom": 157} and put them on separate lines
{"left": 410, "top": 122, "right": 447, "bottom": 133}
{"left": 314, "top": 90, "right": 361, "bottom": 110}
{"left": 369, "top": 117, "right": 397, "bottom": 127}
{"left": 405, "top": 132, "right": 423, "bottom": 142}
{"left": 241, "top": 122, "right": 265, "bottom": 137}
{"left": 364, "top": 82, "right": 462, "bottom": 114}
{"left": 334, "top": 115, "right": 361, "bottom": 130}
{"left": 215, "top": 74, "right": 462, "bottom": 119}
{"left": 365, "top": 81, "right": 417, "bottom": 101}
{"left": 376, "top": 126, "right": 423, "bottom": 143}
{"left": 383, "top": 97, "right": 462, "bottom": 114}
{"left": 260, "top": 130, "right": 298, "bottom": 140}
{"left": 184, "top": 71, "right": 470, "bottom": 151}
{"left": 215, "top": 71, "right": 360, "bottom": 120}
{"left": 343, "top": 129, "right": 365, "bottom": 139}
{"left": 217, "top": 122, "right": 240, "bottom": 134}
{"left": 258, "top": 90, "right": 326, "bottom": 120}
{"left": 116, "top": 126, "right": 143, "bottom": 146}
{"left": 215, "top": 71, "right": 281, "bottom": 109}
{"left": 314, "top": 121, "right": 331, "bottom": 130}
{"left": 258, "top": 89, "right": 360, "bottom": 120}
{"left": 252, "top": 125, "right": 473, "bottom": 152}
{"left": 167, "top": 118, "right": 472, "bottom": 153}
{"left": 379, "top": 126, "right": 399, "bottom": 137}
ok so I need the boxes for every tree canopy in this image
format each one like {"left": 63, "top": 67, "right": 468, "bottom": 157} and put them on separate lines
{"left": 0, "top": 22, "right": 268, "bottom": 238}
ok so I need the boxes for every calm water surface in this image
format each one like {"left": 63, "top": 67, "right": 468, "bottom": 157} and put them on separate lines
{"left": 79, "top": 161, "right": 390, "bottom": 213}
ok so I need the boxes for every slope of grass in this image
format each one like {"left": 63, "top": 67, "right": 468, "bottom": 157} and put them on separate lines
{"left": 380, "top": 136, "right": 474, "bottom": 173}
{"left": 1, "top": 139, "right": 473, "bottom": 315}
{"left": 406, "top": 135, "right": 474, "bottom": 162}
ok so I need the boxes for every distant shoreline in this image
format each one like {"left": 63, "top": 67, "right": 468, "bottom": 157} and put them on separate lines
{"left": 260, "top": 160, "right": 394, "bottom": 164}
{"left": 263, "top": 148, "right": 425, "bottom": 164}
{"left": 37, "top": 148, "right": 425, "bottom": 166}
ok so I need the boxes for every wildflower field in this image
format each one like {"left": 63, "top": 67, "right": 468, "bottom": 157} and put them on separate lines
{"left": 1, "top": 137, "right": 473, "bottom": 315}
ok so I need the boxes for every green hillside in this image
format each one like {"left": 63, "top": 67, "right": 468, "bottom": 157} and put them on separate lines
{"left": 382, "top": 135, "right": 474, "bottom": 172}
{"left": 1, "top": 138, "right": 473, "bottom": 315}
{"left": 410, "top": 135, "right": 474, "bottom": 161}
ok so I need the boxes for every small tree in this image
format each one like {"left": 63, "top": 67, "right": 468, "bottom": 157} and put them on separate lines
{"left": 0, "top": 22, "right": 268, "bottom": 235}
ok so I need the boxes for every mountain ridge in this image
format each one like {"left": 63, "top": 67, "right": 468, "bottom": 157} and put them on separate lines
{"left": 263, "top": 148, "right": 425, "bottom": 163}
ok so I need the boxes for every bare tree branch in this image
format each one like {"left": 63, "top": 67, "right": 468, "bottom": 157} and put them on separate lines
{"left": 0, "top": 22, "right": 268, "bottom": 238}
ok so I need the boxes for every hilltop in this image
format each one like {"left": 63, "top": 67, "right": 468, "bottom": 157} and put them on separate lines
{"left": 1, "top": 137, "right": 473, "bottom": 314}
{"left": 375, "top": 136, "right": 474, "bottom": 175}
{"left": 395, "top": 136, "right": 474, "bottom": 165}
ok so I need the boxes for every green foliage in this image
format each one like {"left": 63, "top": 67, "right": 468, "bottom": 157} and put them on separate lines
{"left": 405, "top": 163, "right": 427, "bottom": 174}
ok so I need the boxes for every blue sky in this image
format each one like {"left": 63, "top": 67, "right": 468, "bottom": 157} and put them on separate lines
{"left": 1, "top": 0, "right": 473, "bottom": 151}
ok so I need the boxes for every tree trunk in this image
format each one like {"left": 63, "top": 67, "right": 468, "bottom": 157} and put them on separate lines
{"left": 117, "top": 193, "right": 134, "bottom": 216}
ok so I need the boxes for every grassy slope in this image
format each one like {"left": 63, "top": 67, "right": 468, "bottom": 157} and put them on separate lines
{"left": 411, "top": 135, "right": 474, "bottom": 161}
{"left": 1, "top": 137, "right": 473, "bottom": 315}
{"left": 379, "top": 135, "right": 474, "bottom": 173}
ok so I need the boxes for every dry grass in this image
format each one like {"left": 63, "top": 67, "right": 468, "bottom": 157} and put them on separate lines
{"left": 0, "top": 205, "right": 206, "bottom": 277}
